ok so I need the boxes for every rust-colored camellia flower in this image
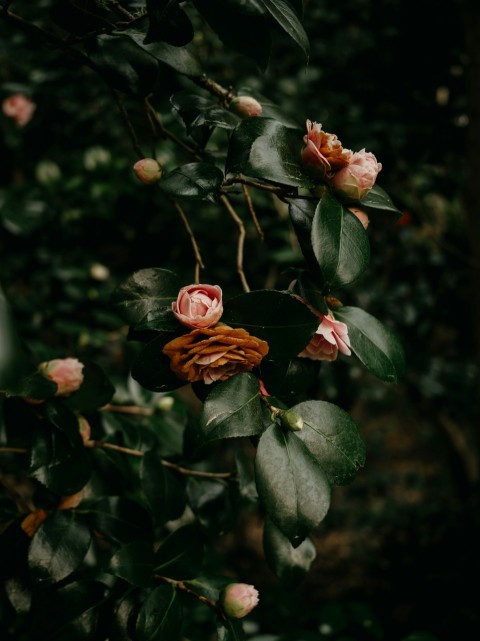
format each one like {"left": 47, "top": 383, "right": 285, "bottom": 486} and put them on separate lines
{"left": 300, "top": 119, "right": 351, "bottom": 179}
{"left": 162, "top": 324, "right": 269, "bottom": 385}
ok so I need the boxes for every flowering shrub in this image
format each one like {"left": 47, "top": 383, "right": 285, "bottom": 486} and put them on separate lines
{"left": 0, "top": 2, "right": 410, "bottom": 641}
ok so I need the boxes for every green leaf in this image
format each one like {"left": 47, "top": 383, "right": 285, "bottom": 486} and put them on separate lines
{"left": 84, "top": 496, "right": 153, "bottom": 544}
{"left": 44, "top": 399, "right": 83, "bottom": 447}
{"left": 121, "top": 23, "right": 201, "bottom": 76}
{"left": 258, "top": 0, "right": 309, "bottom": 60}
{"left": 289, "top": 272, "right": 327, "bottom": 313}
{"left": 4, "top": 369, "right": 57, "bottom": 401}
{"left": 145, "top": 0, "right": 194, "bottom": 46}
{"left": 111, "top": 268, "right": 181, "bottom": 326}
{"left": 334, "top": 306, "right": 406, "bottom": 383}
{"left": 226, "top": 118, "right": 313, "bottom": 188}
{"left": 29, "top": 580, "right": 107, "bottom": 640}
{"left": 131, "top": 334, "right": 186, "bottom": 393}
{"left": 65, "top": 360, "right": 115, "bottom": 412}
{"left": 198, "top": 373, "right": 264, "bottom": 445}
{"left": 263, "top": 517, "right": 316, "bottom": 586}
{"left": 85, "top": 34, "right": 160, "bottom": 97}
{"left": 28, "top": 511, "right": 91, "bottom": 585}
{"left": 153, "top": 524, "right": 204, "bottom": 579}
{"left": 255, "top": 424, "right": 331, "bottom": 546}
{"left": 288, "top": 199, "right": 322, "bottom": 276}
{"left": 292, "top": 400, "right": 366, "bottom": 485}
{"left": 311, "top": 193, "right": 370, "bottom": 289}
{"left": 159, "top": 162, "right": 224, "bottom": 202}
{"left": 141, "top": 451, "right": 187, "bottom": 524}
{"left": 259, "top": 357, "right": 320, "bottom": 404}
{"left": 222, "top": 290, "right": 318, "bottom": 361}
{"left": 136, "top": 585, "right": 182, "bottom": 641}
{"left": 359, "top": 184, "right": 403, "bottom": 217}
{"left": 217, "top": 618, "right": 246, "bottom": 641}
{"left": 50, "top": 0, "right": 113, "bottom": 36}
{"left": 193, "top": 0, "right": 271, "bottom": 71}
{"left": 108, "top": 540, "right": 154, "bottom": 588}
{"left": 187, "top": 478, "right": 236, "bottom": 537}
{"left": 171, "top": 91, "right": 239, "bottom": 131}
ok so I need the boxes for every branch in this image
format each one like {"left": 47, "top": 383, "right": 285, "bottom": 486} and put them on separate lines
{"left": 220, "top": 195, "right": 250, "bottom": 293}
{"left": 155, "top": 575, "right": 226, "bottom": 619}
{"left": 169, "top": 197, "right": 205, "bottom": 282}
{"left": 242, "top": 184, "right": 264, "bottom": 241}
{"left": 106, "top": 0, "right": 135, "bottom": 21}
{"left": 144, "top": 98, "right": 202, "bottom": 160}
{"left": 112, "top": 90, "right": 145, "bottom": 159}
{"left": 193, "top": 74, "right": 234, "bottom": 106}
{"left": 101, "top": 403, "right": 154, "bottom": 416}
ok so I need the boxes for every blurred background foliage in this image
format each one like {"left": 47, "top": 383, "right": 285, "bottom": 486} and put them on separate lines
{"left": 1, "top": 0, "right": 479, "bottom": 639}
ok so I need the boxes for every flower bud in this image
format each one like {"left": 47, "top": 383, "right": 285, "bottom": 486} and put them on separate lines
{"left": 38, "top": 357, "right": 84, "bottom": 397}
{"left": 133, "top": 158, "right": 163, "bottom": 184}
{"left": 220, "top": 583, "right": 259, "bottom": 618}
{"left": 229, "top": 96, "right": 263, "bottom": 118}
{"left": 279, "top": 409, "right": 304, "bottom": 432}
{"left": 156, "top": 395, "right": 175, "bottom": 412}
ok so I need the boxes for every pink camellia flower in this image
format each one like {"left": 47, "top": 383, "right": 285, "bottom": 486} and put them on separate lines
{"left": 331, "top": 149, "right": 382, "bottom": 201}
{"left": 133, "top": 158, "right": 163, "bottom": 184}
{"left": 172, "top": 284, "right": 223, "bottom": 329}
{"left": 300, "top": 120, "right": 351, "bottom": 179}
{"left": 299, "top": 312, "right": 351, "bottom": 362}
{"left": 348, "top": 206, "right": 370, "bottom": 229}
{"left": 2, "top": 93, "right": 36, "bottom": 127}
{"left": 38, "top": 358, "right": 84, "bottom": 397}
{"left": 229, "top": 95, "right": 263, "bottom": 118}
{"left": 221, "top": 583, "right": 259, "bottom": 619}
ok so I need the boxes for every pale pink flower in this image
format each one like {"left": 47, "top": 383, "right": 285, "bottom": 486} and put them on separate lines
{"left": 300, "top": 120, "right": 351, "bottom": 179}
{"left": 299, "top": 313, "right": 351, "bottom": 362}
{"left": 172, "top": 284, "right": 223, "bottom": 329}
{"left": 2, "top": 93, "right": 36, "bottom": 127}
{"left": 229, "top": 95, "right": 263, "bottom": 118}
{"left": 221, "top": 583, "right": 259, "bottom": 618}
{"left": 331, "top": 148, "right": 382, "bottom": 200}
{"left": 133, "top": 158, "right": 162, "bottom": 184}
{"left": 348, "top": 206, "right": 370, "bottom": 229}
{"left": 38, "top": 358, "right": 84, "bottom": 397}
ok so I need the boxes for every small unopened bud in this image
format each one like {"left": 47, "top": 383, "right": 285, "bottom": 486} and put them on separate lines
{"left": 156, "top": 395, "right": 175, "bottom": 412}
{"left": 220, "top": 583, "right": 259, "bottom": 619}
{"left": 229, "top": 96, "right": 263, "bottom": 118}
{"left": 133, "top": 158, "right": 163, "bottom": 184}
{"left": 279, "top": 409, "right": 304, "bottom": 432}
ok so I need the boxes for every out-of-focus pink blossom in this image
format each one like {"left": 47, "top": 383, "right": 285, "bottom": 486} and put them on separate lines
{"left": 2, "top": 93, "right": 36, "bottom": 127}
{"left": 299, "top": 313, "right": 351, "bottom": 362}
{"left": 331, "top": 149, "right": 382, "bottom": 200}
{"left": 172, "top": 284, "right": 223, "bottom": 329}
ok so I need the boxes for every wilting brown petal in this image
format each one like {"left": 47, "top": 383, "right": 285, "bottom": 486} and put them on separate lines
{"left": 163, "top": 324, "right": 269, "bottom": 384}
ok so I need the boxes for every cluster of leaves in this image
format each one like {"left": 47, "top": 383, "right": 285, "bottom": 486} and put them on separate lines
{"left": 0, "top": 2, "right": 422, "bottom": 641}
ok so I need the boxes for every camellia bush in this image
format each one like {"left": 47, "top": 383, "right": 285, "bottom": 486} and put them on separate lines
{"left": 0, "top": 2, "right": 410, "bottom": 640}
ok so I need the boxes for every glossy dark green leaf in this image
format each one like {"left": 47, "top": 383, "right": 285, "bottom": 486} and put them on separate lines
{"left": 121, "top": 24, "right": 201, "bottom": 76}
{"left": 109, "top": 589, "right": 142, "bottom": 641}
{"left": 311, "top": 193, "right": 370, "bottom": 289}
{"left": 226, "top": 118, "right": 313, "bottom": 188}
{"left": 85, "top": 34, "right": 159, "bottom": 97}
{"left": 28, "top": 511, "right": 91, "bottom": 584}
{"left": 109, "top": 540, "right": 154, "bottom": 587}
{"left": 171, "top": 91, "right": 240, "bottom": 131}
{"left": 187, "top": 478, "right": 235, "bottom": 537}
{"left": 193, "top": 0, "right": 271, "bottom": 70}
{"left": 29, "top": 580, "right": 107, "bottom": 640}
{"left": 145, "top": 0, "right": 194, "bottom": 46}
{"left": 141, "top": 451, "right": 187, "bottom": 524}
{"left": 198, "top": 373, "right": 264, "bottom": 445}
{"left": 30, "top": 424, "right": 91, "bottom": 495}
{"left": 222, "top": 290, "right": 318, "bottom": 361}
{"left": 288, "top": 198, "right": 322, "bottom": 275}
{"left": 136, "top": 585, "right": 182, "bottom": 641}
{"left": 259, "top": 0, "right": 309, "bottom": 60}
{"left": 0, "top": 286, "right": 32, "bottom": 390}
{"left": 255, "top": 424, "right": 331, "bottom": 546}
{"left": 111, "top": 268, "right": 181, "bottom": 326}
{"left": 131, "top": 308, "right": 180, "bottom": 335}
{"left": 263, "top": 517, "right": 316, "bottom": 586}
{"left": 334, "top": 306, "right": 406, "bottom": 383}
{"left": 50, "top": 0, "right": 113, "bottom": 36}
{"left": 44, "top": 399, "right": 83, "bottom": 447}
{"left": 4, "top": 576, "right": 32, "bottom": 615}
{"left": 131, "top": 334, "right": 186, "bottom": 393}
{"left": 154, "top": 524, "right": 204, "bottom": 579}
{"left": 259, "top": 357, "right": 320, "bottom": 404}
{"left": 84, "top": 496, "right": 153, "bottom": 543}
{"left": 359, "top": 184, "right": 403, "bottom": 217}
{"left": 5, "top": 369, "right": 57, "bottom": 401}
{"left": 159, "top": 162, "right": 224, "bottom": 202}
{"left": 65, "top": 360, "right": 115, "bottom": 411}
{"left": 217, "top": 618, "right": 246, "bottom": 641}
{"left": 292, "top": 400, "right": 365, "bottom": 485}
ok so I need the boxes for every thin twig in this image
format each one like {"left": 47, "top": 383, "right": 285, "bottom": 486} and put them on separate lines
{"left": 220, "top": 195, "right": 250, "bottom": 292}
{"left": 155, "top": 575, "right": 226, "bottom": 618}
{"left": 223, "top": 175, "right": 288, "bottom": 195}
{"left": 193, "top": 74, "right": 233, "bottom": 106}
{"left": 112, "top": 90, "right": 144, "bottom": 159}
{"left": 145, "top": 98, "right": 202, "bottom": 160}
{"left": 242, "top": 184, "right": 264, "bottom": 241}
{"left": 170, "top": 197, "right": 205, "bottom": 280}
{"left": 0, "top": 447, "right": 28, "bottom": 454}
{"left": 106, "top": 0, "right": 135, "bottom": 20}
{"left": 101, "top": 403, "right": 154, "bottom": 416}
